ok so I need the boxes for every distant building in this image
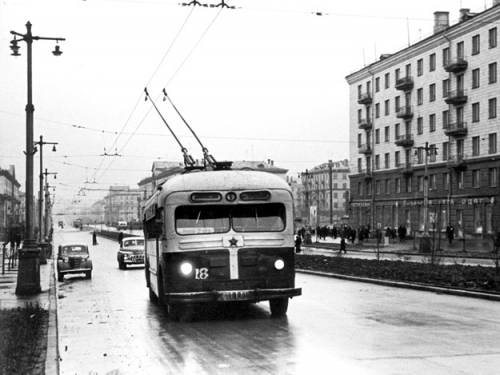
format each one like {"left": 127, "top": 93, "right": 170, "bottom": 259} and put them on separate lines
{"left": 103, "top": 186, "right": 141, "bottom": 225}
{"left": 299, "top": 159, "right": 350, "bottom": 227}
{"left": 0, "top": 166, "right": 21, "bottom": 241}
{"left": 346, "top": 4, "right": 500, "bottom": 237}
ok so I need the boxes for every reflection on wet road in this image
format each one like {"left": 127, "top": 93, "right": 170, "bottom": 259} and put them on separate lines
{"left": 55, "top": 229, "right": 500, "bottom": 375}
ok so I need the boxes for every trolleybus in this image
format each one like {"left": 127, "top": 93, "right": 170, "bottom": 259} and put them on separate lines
{"left": 143, "top": 169, "right": 301, "bottom": 320}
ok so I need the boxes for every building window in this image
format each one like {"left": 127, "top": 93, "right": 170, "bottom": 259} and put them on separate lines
{"left": 384, "top": 99, "right": 390, "bottom": 115}
{"left": 472, "top": 169, "right": 480, "bottom": 188}
{"left": 472, "top": 102, "right": 480, "bottom": 122}
{"left": 472, "top": 34, "right": 480, "bottom": 55}
{"left": 417, "top": 148, "right": 423, "bottom": 164}
{"left": 395, "top": 68, "right": 400, "bottom": 80}
{"left": 472, "top": 136, "right": 480, "bottom": 156}
{"left": 384, "top": 153, "right": 390, "bottom": 169}
{"left": 458, "top": 171, "right": 464, "bottom": 189}
{"left": 395, "top": 96, "right": 400, "bottom": 112}
{"left": 442, "top": 142, "right": 449, "bottom": 161}
{"left": 385, "top": 179, "right": 390, "bottom": 194}
{"left": 375, "top": 77, "right": 380, "bottom": 92}
{"left": 384, "top": 126, "right": 390, "bottom": 142}
{"left": 418, "top": 176, "right": 424, "bottom": 192}
{"left": 357, "top": 133, "right": 362, "bottom": 148}
{"left": 442, "top": 110, "right": 449, "bottom": 128}
{"left": 429, "top": 174, "right": 436, "bottom": 190}
{"left": 375, "top": 154, "right": 380, "bottom": 170}
{"left": 358, "top": 109, "right": 362, "bottom": 123}
{"left": 489, "top": 98, "right": 497, "bottom": 119}
{"left": 357, "top": 85, "right": 362, "bottom": 99}
{"left": 395, "top": 151, "right": 400, "bottom": 167}
{"left": 395, "top": 178, "right": 401, "bottom": 193}
{"left": 474, "top": 205, "right": 483, "bottom": 233}
{"left": 443, "top": 47, "right": 450, "bottom": 66}
{"left": 395, "top": 123, "right": 400, "bottom": 139}
{"left": 417, "top": 117, "right": 423, "bottom": 134}
{"left": 385, "top": 73, "right": 390, "bottom": 89}
{"left": 375, "top": 128, "right": 380, "bottom": 144}
{"left": 489, "top": 62, "right": 497, "bottom": 84}
{"left": 429, "top": 114, "right": 436, "bottom": 132}
{"left": 376, "top": 180, "right": 381, "bottom": 195}
{"left": 417, "top": 58, "right": 423, "bottom": 76}
{"left": 457, "top": 139, "right": 464, "bottom": 157}
{"left": 405, "top": 176, "right": 412, "bottom": 193}
{"left": 375, "top": 103, "right": 380, "bottom": 118}
{"left": 489, "top": 133, "right": 497, "bottom": 154}
{"left": 429, "top": 83, "right": 436, "bottom": 102}
{"left": 443, "top": 172, "right": 449, "bottom": 190}
{"left": 457, "top": 41, "right": 464, "bottom": 59}
{"left": 430, "top": 144, "right": 437, "bottom": 162}
{"left": 490, "top": 27, "right": 497, "bottom": 48}
{"left": 429, "top": 53, "right": 436, "bottom": 72}
{"left": 417, "top": 88, "right": 423, "bottom": 105}
{"left": 489, "top": 168, "right": 498, "bottom": 187}
{"left": 472, "top": 68, "right": 480, "bottom": 88}
{"left": 443, "top": 79, "right": 450, "bottom": 97}
{"left": 357, "top": 158, "right": 362, "bottom": 171}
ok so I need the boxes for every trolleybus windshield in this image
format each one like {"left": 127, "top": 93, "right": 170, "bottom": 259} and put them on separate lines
{"left": 175, "top": 203, "right": 285, "bottom": 235}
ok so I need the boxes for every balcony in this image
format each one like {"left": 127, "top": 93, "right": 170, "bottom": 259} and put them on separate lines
{"left": 396, "top": 105, "right": 413, "bottom": 119}
{"left": 357, "top": 92, "right": 373, "bottom": 105}
{"left": 444, "top": 57, "right": 468, "bottom": 73}
{"left": 358, "top": 118, "right": 372, "bottom": 130}
{"left": 359, "top": 168, "right": 373, "bottom": 179}
{"left": 358, "top": 144, "right": 372, "bottom": 155}
{"left": 394, "top": 134, "right": 414, "bottom": 148}
{"left": 398, "top": 162, "right": 414, "bottom": 176}
{"left": 445, "top": 89, "right": 468, "bottom": 105}
{"left": 444, "top": 122, "right": 468, "bottom": 137}
{"left": 395, "top": 76, "right": 414, "bottom": 91}
{"left": 448, "top": 154, "right": 468, "bottom": 171}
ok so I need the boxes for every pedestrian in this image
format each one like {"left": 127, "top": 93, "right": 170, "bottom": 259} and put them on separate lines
{"left": 295, "top": 233, "right": 302, "bottom": 253}
{"left": 340, "top": 237, "right": 346, "bottom": 254}
{"left": 118, "top": 231, "right": 124, "bottom": 244}
{"left": 446, "top": 223, "right": 455, "bottom": 244}
{"left": 92, "top": 231, "right": 98, "bottom": 246}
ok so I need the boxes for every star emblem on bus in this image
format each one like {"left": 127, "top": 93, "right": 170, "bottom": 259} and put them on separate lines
{"left": 229, "top": 237, "right": 238, "bottom": 247}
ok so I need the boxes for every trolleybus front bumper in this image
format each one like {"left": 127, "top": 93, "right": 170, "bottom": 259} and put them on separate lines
{"left": 166, "top": 287, "right": 302, "bottom": 303}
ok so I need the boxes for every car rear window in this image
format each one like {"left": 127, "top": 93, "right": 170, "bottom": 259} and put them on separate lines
{"left": 62, "top": 246, "right": 87, "bottom": 254}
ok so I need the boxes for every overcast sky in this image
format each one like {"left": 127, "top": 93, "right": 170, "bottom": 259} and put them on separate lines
{"left": 0, "top": 0, "right": 484, "bottom": 211}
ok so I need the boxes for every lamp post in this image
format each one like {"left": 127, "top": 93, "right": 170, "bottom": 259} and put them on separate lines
{"left": 10, "top": 22, "right": 65, "bottom": 295}
{"left": 43, "top": 169, "right": 57, "bottom": 239}
{"left": 418, "top": 142, "right": 438, "bottom": 254}
{"left": 34, "top": 136, "right": 57, "bottom": 264}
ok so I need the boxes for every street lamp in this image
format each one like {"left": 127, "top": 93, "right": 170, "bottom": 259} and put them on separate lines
{"left": 10, "top": 22, "right": 65, "bottom": 295}
{"left": 43, "top": 169, "right": 57, "bottom": 238}
{"left": 34, "top": 136, "right": 57, "bottom": 264}
{"left": 417, "top": 142, "right": 438, "bottom": 254}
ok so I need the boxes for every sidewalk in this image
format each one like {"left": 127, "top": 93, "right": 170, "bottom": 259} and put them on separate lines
{"left": 1, "top": 253, "right": 59, "bottom": 374}
{"left": 304, "top": 234, "right": 495, "bottom": 258}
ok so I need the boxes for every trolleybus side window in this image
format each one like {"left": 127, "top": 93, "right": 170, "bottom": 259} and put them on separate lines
{"left": 144, "top": 210, "right": 164, "bottom": 239}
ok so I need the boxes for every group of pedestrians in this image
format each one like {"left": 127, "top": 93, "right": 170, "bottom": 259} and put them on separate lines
{"left": 2, "top": 225, "right": 22, "bottom": 268}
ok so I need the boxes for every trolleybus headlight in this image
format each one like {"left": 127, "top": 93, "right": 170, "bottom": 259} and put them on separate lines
{"left": 180, "top": 262, "right": 193, "bottom": 276}
{"left": 274, "top": 259, "right": 285, "bottom": 270}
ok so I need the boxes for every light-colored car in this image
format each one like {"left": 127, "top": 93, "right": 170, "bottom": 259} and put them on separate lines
{"left": 117, "top": 237, "right": 145, "bottom": 270}
{"left": 57, "top": 243, "right": 93, "bottom": 281}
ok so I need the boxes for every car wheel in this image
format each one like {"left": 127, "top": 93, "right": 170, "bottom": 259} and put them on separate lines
{"left": 269, "top": 298, "right": 289, "bottom": 317}
{"left": 57, "top": 272, "right": 63, "bottom": 282}
{"left": 86, "top": 271, "right": 92, "bottom": 279}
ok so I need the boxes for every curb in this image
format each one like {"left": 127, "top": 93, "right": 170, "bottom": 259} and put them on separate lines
{"left": 45, "top": 256, "right": 60, "bottom": 375}
{"left": 296, "top": 269, "right": 500, "bottom": 302}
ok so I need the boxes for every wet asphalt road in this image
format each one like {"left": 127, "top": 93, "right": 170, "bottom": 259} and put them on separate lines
{"left": 54, "top": 228, "right": 500, "bottom": 375}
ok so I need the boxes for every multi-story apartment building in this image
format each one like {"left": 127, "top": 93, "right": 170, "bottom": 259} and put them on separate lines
{"left": 300, "top": 159, "right": 350, "bottom": 227}
{"left": 0, "top": 166, "right": 21, "bottom": 241}
{"left": 346, "top": 5, "right": 500, "bottom": 240}
{"left": 103, "top": 186, "right": 141, "bottom": 225}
